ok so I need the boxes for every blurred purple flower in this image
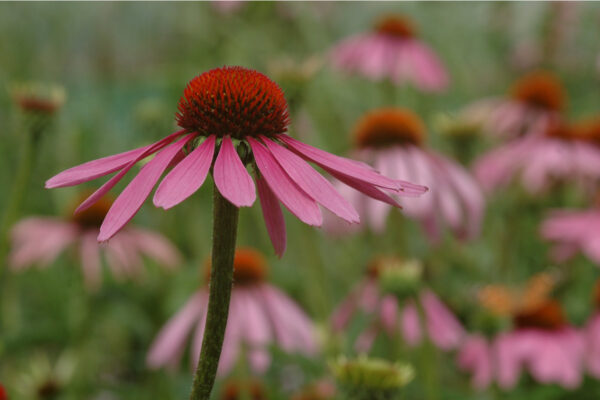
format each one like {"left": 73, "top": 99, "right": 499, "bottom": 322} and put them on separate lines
{"left": 458, "top": 299, "right": 585, "bottom": 390}
{"left": 463, "top": 71, "right": 564, "bottom": 140}
{"left": 474, "top": 118, "right": 600, "bottom": 194}
{"left": 331, "top": 258, "right": 464, "bottom": 353}
{"left": 541, "top": 206, "right": 600, "bottom": 265}
{"left": 147, "top": 247, "right": 317, "bottom": 376}
{"left": 9, "top": 193, "right": 180, "bottom": 291}
{"left": 324, "top": 108, "right": 484, "bottom": 243}
{"left": 330, "top": 15, "right": 448, "bottom": 92}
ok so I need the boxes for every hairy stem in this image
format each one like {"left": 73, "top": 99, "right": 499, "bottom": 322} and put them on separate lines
{"left": 189, "top": 183, "right": 239, "bottom": 400}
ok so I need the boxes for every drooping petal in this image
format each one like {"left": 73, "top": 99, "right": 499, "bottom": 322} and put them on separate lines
{"left": 277, "top": 134, "right": 425, "bottom": 192}
{"left": 401, "top": 301, "right": 422, "bottom": 347}
{"left": 327, "top": 169, "right": 401, "bottom": 208}
{"left": 98, "top": 135, "right": 194, "bottom": 241}
{"left": 262, "top": 137, "right": 359, "bottom": 223}
{"left": 147, "top": 291, "right": 206, "bottom": 370}
{"left": 248, "top": 138, "right": 322, "bottom": 226}
{"left": 130, "top": 228, "right": 181, "bottom": 269}
{"left": 153, "top": 135, "right": 216, "bottom": 209}
{"left": 256, "top": 176, "right": 286, "bottom": 257}
{"left": 46, "top": 130, "right": 186, "bottom": 188}
{"left": 213, "top": 136, "right": 256, "bottom": 207}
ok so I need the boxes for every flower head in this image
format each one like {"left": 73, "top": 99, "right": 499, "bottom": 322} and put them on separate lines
{"left": 0, "top": 384, "right": 7, "bottom": 400}
{"left": 11, "top": 82, "right": 66, "bottom": 115}
{"left": 510, "top": 71, "right": 565, "bottom": 112}
{"left": 374, "top": 15, "right": 416, "bottom": 38}
{"left": 147, "top": 246, "right": 317, "bottom": 376}
{"left": 325, "top": 108, "right": 483, "bottom": 243}
{"left": 330, "top": 355, "right": 414, "bottom": 400}
{"left": 46, "top": 66, "right": 426, "bottom": 256}
{"left": 330, "top": 16, "right": 448, "bottom": 91}
{"left": 462, "top": 71, "right": 565, "bottom": 139}
{"left": 9, "top": 191, "right": 180, "bottom": 290}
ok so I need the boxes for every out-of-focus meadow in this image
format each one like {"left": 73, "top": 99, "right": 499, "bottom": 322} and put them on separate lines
{"left": 2, "top": 2, "right": 600, "bottom": 399}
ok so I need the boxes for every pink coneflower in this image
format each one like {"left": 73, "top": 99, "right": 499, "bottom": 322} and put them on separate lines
{"left": 463, "top": 71, "right": 565, "bottom": 139}
{"left": 331, "top": 257, "right": 464, "bottom": 353}
{"left": 45, "top": 66, "right": 426, "bottom": 256}
{"left": 330, "top": 15, "right": 448, "bottom": 92}
{"left": 8, "top": 192, "right": 180, "bottom": 290}
{"left": 325, "top": 108, "right": 484, "bottom": 242}
{"left": 474, "top": 118, "right": 600, "bottom": 194}
{"left": 147, "top": 247, "right": 317, "bottom": 375}
{"left": 458, "top": 278, "right": 585, "bottom": 390}
{"left": 540, "top": 202, "right": 600, "bottom": 265}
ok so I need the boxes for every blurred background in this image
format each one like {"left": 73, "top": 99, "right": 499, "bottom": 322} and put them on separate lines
{"left": 1, "top": 2, "right": 600, "bottom": 399}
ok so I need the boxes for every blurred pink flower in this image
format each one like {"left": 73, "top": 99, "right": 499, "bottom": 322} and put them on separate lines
{"left": 46, "top": 67, "right": 426, "bottom": 256}
{"left": 541, "top": 207, "right": 600, "bottom": 265}
{"left": 458, "top": 300, "right": 585, "bottom": 390}
{"left": 463, "top": 71, "right": 564, "bottom": 139}
{"left": 330, "top": 15, "right": 448, "bottom": 92}
{"left": 147, "top": 248, "right": 317, "bottom": 376}
{"left": 331, "top": 258, "right": 464, "bottom": 353}
{"left": 9, "top": 193, "right": 180, "bottom": 291}
{"left": 456, "top": 334, "right": 493, "bottom": 391}
{"left": 324, "top": 108, "right": 484, "bottom": 243}
{"left": 474, "top": 118, "right": 600, "bottom": 194}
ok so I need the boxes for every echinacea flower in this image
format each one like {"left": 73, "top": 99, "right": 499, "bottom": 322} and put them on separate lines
{"left": 474, "top": 118, "right": 600, "bottom": 194}
{"left": 330, "top": 15, "right": 448, "bottom": 92}
{"left": 0, "top": 384, "right": 7, "bottom": 400}
{"left": 458, "top": 277, "right": 585, "bottom": 390}
{"left": 540, "top": 201, "right": 600, "bottom": 265}
{"left": 11, "top": 82, "right": 66, "bottom": 115}
{"left": 324, "top": 108, "right": 484, "bottom": 243}
{"left": 8, "top": 192, "right": 180, "bottom": 290}
{"left": 147, "top": 247, "right": 317, "bottom": 376}
{"left": 463, "top": 71, "right": 565, "bottom": 139}
{"left": 331, "top": 257, "right": 465, "bottom": 353}
{"left": 45, "top": 66, "right": 426, "bottom": 256}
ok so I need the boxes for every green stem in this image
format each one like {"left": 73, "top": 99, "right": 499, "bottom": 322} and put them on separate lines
{"left": 189, "top": 183, "right": 239, "bottom": 400}
{"left": 0, "top": 127, "right": 40, "bottom": 272}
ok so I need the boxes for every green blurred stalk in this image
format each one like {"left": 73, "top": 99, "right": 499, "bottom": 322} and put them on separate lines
{"left": 0, "top": 125, "right": 41, "bottom": 273}
{"left": 189, "top": 184, "right": 239, "bottom": 400}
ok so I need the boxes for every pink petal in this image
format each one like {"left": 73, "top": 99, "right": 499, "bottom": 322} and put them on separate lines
{"left": 277, "top": 134, "right": 424, "bottom": 192}
{"left": 262, "top": 137, "right": 359, "bottom": 223}
{"left": 421, "top": 289, "right": 465, "bottom": 350}
{"left": 256, "top": 176, "right": 286, "bottom": 257}
{"left": 328, "top": 170, "right": 401, "bottom": 208}
{"left": 46, "top": 129, "right": 186, "bottom": 188}
{"left": 98, "top": 135, "right": 194, "bottom": 241}
{"left": 214, "top": 292, "right": 242, "bottom": 375}
{"left": 153, "top": 135, "right": 216, "bottom": 209}
{"left": 380, "top": 295, "right": 399, "bottom": 335}
{"left": 248, "top": 138, "right": 322, "bottom": 226}
{"left": 259, "top": 285, "right": 317, "bottom": 354}
{"left": 147, "top": 291, "right": 206, "bottom": 370}
{"left": 213, "top": 136, "right": 256, "bottom": 207}
{"left": 130, "top": 228, "right": 181, "bottom": 269}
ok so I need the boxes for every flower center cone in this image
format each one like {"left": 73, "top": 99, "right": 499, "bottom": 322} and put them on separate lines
{"left": 354, "top": 108, "right": 426, "bottom": 149}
